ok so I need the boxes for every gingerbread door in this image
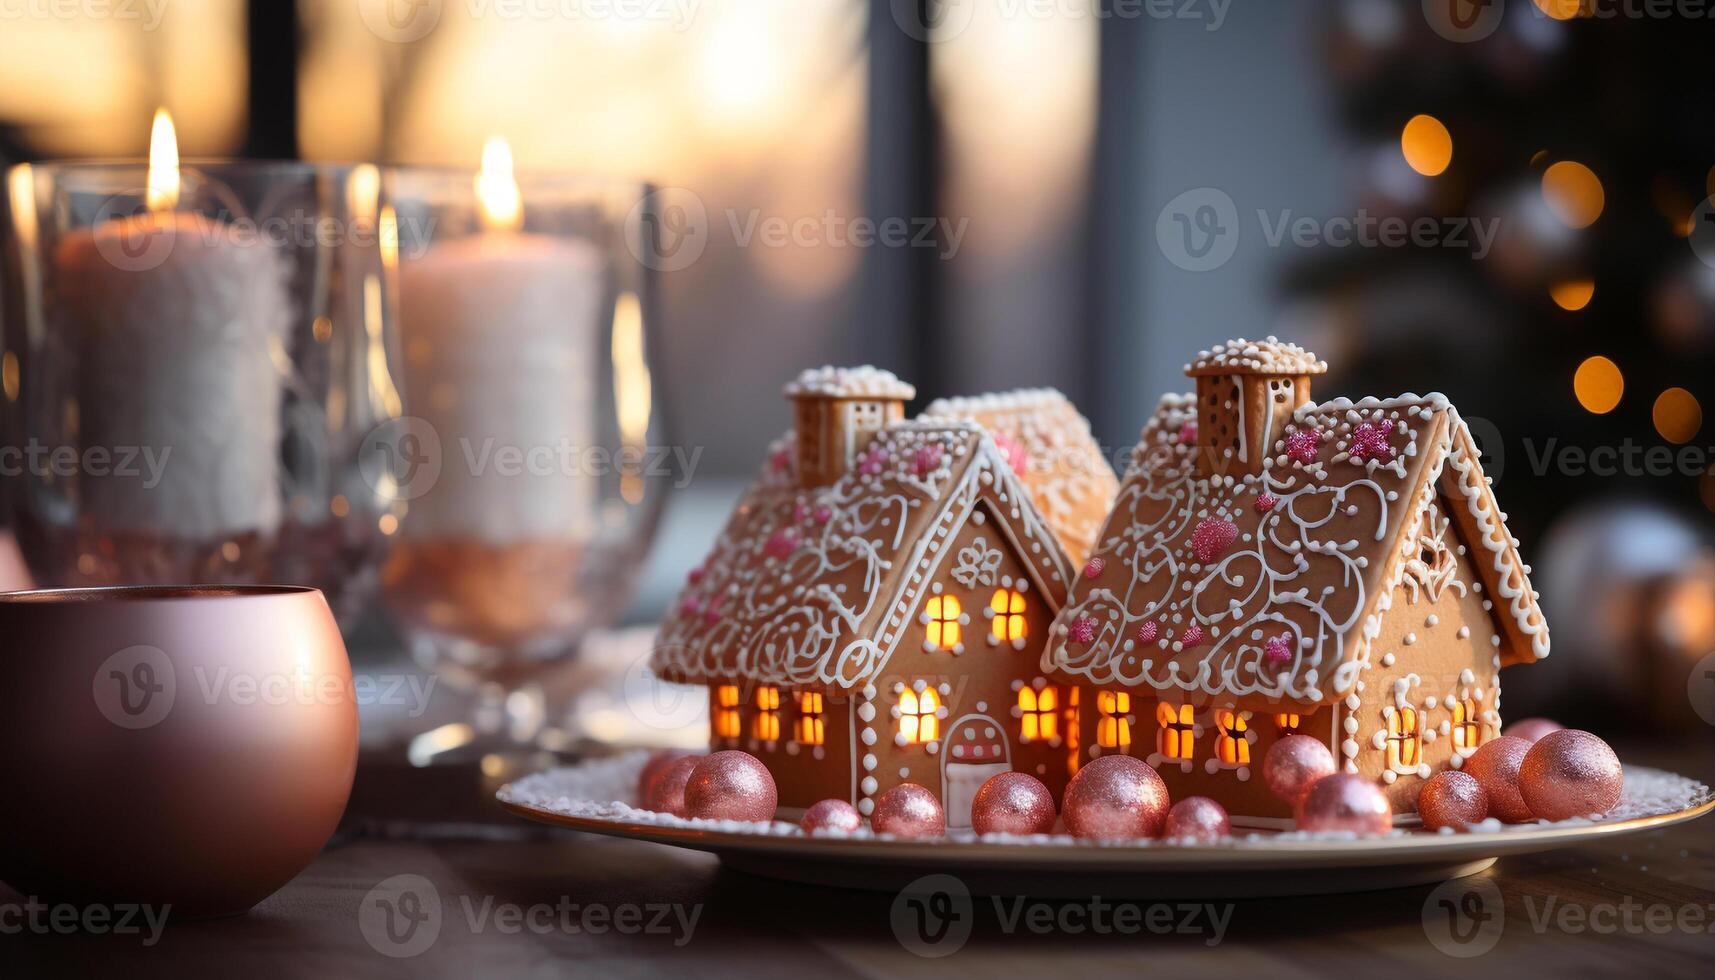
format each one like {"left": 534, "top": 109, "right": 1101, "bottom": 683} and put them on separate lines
{"left": 940, "top": 713, "right": 1011, "bottom": 829}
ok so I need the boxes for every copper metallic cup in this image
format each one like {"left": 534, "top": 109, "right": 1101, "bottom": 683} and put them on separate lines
{"left": 0, "top": 586, "right": 358, "bottom": 917}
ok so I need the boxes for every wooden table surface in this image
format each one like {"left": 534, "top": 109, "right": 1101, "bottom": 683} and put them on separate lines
{"left": 9, "top": 742, "right": 1714, "bottom": 978}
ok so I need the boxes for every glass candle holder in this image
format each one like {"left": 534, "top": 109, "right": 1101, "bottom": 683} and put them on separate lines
{"left": 376, "top": 158, "right": 669, "bottom": 757}
{"left": 1, "top": 160, "right": 402, "bottom": 623}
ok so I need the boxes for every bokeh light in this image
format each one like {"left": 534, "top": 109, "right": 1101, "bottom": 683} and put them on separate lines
{"left": 1573, "top": 355, "right": 1624, "bottom": 414}
{"left": 1542, "top": 161, "right": 1605, "bottom": 229}
{"left": 1533, "top": 0, "right": 1584, "bottom": 19}
{"left": 1400, "top": 114, "right": 1452, "bottom": 177}
{"left": 1550, "top": 279, "right": 1595, "bottom": 311}
{"left": 1652, "top": 387, "right": 1703, "bottom": 444}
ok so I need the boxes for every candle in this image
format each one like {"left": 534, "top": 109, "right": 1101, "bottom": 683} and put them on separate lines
{"left": 53, "top": 110, "right": 289, "bottom": 541}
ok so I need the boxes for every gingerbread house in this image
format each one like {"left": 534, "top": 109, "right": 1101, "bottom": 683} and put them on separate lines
{"left": 653, "top": 369, "right": 1117, "bottom": 826}
{"left": 1041, "top": 338, "right": 1551, "bottom": 825}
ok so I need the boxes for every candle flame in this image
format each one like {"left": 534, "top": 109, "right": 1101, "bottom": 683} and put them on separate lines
{"left": 475, "top": 137, "right": 523, "bottom": 233}
{"left": 145, "top": 108, "right": 180, "bottom": 213}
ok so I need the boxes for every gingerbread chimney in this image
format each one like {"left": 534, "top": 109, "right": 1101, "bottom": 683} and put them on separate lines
{"left": 1184, "top": 337, "right": 1328, "bottom": 476}
{"left": 784, "top": 366, "right": 915, "bottom": 488}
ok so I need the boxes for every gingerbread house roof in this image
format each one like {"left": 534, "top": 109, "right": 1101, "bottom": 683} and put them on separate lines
{"left": 922, "top": 388, "right": 1120, "bottom": 562}
{"left": 1185, "top": 336, "right": 1329, "bottom": 377}
{"left": 1041, "top": 391, "right": 1549, "bottom": 711}
{"left": 783, "top": 365, "right": 916, "bottom": 400}
{"left": 654, "top": 419, "right": 1075, "bottom": 690}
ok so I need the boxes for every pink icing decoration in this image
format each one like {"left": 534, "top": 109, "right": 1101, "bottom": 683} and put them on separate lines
{"left": 814, "top": 506, "right": 833, "bottom": 524}
{"left": 792, "top": 502, "right": 809, "bottom": 522}
{"left": 1190, "top": 518, "right": 1238, "bottom": 564}
{"left": 765, "top": 529, "right": 798, "bottom": 558}
{"left": 859, "top": 445, "right": 888, "bottom": 475}
{"left": 687, "top": 565, "right": 705, "bottom": 584}
{"left": 770, "top": 444, "right": 794, "bottom": 473}
{"left": 993, "top": 434, "right": 1029, "bottom": 473}
{"left": 1283, "top": 427, "right": 1322, "bottom": 465}
{"left": 1181, "top": 623, "right": 1205, "bottom": 647}
{"left": 702, "top": 597, "right": 723, "bottom": 625}
{"left": 1264, "top": 633, "right": 1295, "bottom": 665}
{"left": 1069, "top": 616, "right": 1097, "bottom": 645}
{"left": 680, "top": 595, "right": 702, "bottom": 617}
{"left": 913, "top": 444, "right": 944, "bottom": 477}
{"left": 1348, "top": 420, "right": 1397, "bottom": 463}
{"left": 1084, "top": 557, "right": 1106, "bottom": 579}
{"left": 1136, "top": 621, "right": 1159, "bottom": 644}
{"left": 1255, "top": 492, "right": 1277, "bottom": 513}
{"left": 1178, "top": 421, "right": 1198, "bottom": 444}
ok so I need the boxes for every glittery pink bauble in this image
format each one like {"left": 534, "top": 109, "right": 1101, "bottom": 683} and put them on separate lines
{"left": 1069, "top": 616, "right": 1097, "bottom": 645}
{"left": 637, "top": 750, "right": 679, "bottom": 803}
{"left": 970, "top": 772, "right": 1057, "bottom": 836}
{"left": 1191, "top": 518, "right": 1239, "bottom": 563}
{"left": 1163, "top": 796, "right": 1231, "bottom": 841}
{"left": 1284, "top": 427, "right": 1322, "bottom": 464}
{"left": 1062, "top": 755, "right": 1170, "bottom": 840}
{"left": 1417, "top": 770, "right": 1489, "bottom": 832}
{"left": 1519, "top": 730, "right": 1624, "bottom": 822}
{"left": 1295, "top": 773, "right": 1392, "bottom": 834}
{"left": 870, "top": 783, "right": 945, "bottom": 838}
{"left": 1262, "top": 735, "right": 1338, "bottom": 805}
{"left": 1255, "top": 493, "right": 1277, "bottom": 513}
{"left": 1464, "top": 736, "right": 1534, "bottom": 823}
{"left": 800, "top": 798, "right": 863, "bottom": 834}
{"left": 684, "top": 751, "right": 778, "bottom": 822}
{"left": 1504, "top": 717, "right": 1565, "bottom": 744}
{"left": 645, "top": 755, "right": 702, "bottom": 817}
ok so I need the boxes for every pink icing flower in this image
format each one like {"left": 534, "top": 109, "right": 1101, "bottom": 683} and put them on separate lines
{"left": 680, "top": 595, "right": 702, "bottom": 617}
{"left": 859, "top": 444, "right": 888, "bottom": 475}
{"left": 1255, "top": 492, "right": 1277, "bottom": 513}
{"left": 792, "top": 501, "right": 809, "bottom": 522}
{"left": 1084, "top": 557, "right": 1107, "bottom": 579}
{"left": 1191, "top": 518, "right": 1239, "bottom": 564}
{"left": 687, "top": 565, "right": 706, "bottom": 585}
{"left": 770, "top": 444, "right": 794, "bottom": 473}
{"left": 1177, "top": 421, "right": 1199, "bottom": 445}
{"left": 1283, "top": 427, "right": 1322, "bottom": 465}
{"left": 993, "top": 433, "right": 1029, "bottom": 474}
{"left": 1181, "top": 622, "right": 1206, "bottom": 647}
{"left": 702, "top": 597, "right": 723, "bottom": 626}
{"left": 1264, "top": 632, "right": 1295, "bottom": 665}
{"left": 1136, "top": 621, "right": 1159, "bottom": 644}
{"left": 1069, "top": 616, "right": 1097, "bottom": 645}
{"left": 913, "top": 444, "right": 945, "bottom": 477}
{"left": 765, "top": 529, "right": 798, "bottom": 558}
{"left": 814, "top": 506, "right": 833, "bottom": 524}
{"left": 1348, "top": 420, "right": 1397, "bottom": 463}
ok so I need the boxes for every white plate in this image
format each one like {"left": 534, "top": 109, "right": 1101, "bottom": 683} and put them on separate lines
{"left": 498, "top": 759, "right": 1713, "bottom": 898}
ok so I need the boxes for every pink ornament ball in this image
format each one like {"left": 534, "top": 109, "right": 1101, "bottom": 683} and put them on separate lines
{"left": 1417, "top": 770, "right": 1489, "bottom": 832}
{"left": 645, "top": 755, "right": 702, "bottom": 817}
{"left": 1163, "top": 796, "right": 1231, "bottom": 842}
{"left": 684, "top": 751, "right": 778, "bottom": 823}
{"left": 800, "top": 798, "right": 863, "bottom": 834}
{"left": 1294, "top": 773, "right": 1392, "bottom": 835}
{"left": 1062, "top": 755, "right": 1170, "bottom": 840}
{"left": 1519, "top": 730, "right": 1624, "bottom": 822}
{"left": 870, "top": 783, "right": 945, "bottom": 838}
{"left": 1464, "top": 736, "right": 1534, "bottom": 823}
{"left": 1504, "top": 717, "right": 1564, "bottom": 744}
{"left": 970, "top": 772, "right": 1057, "bottom": 836}
{"left": 1262, "top": 735, "right": 1338, "bottom": 805}
{"left": 637, "top": 750, "right": 692, "bottom": 805}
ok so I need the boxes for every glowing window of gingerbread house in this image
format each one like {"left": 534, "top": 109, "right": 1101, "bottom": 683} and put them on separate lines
{"left": 752, "top": 685, "right": 781, "bottom": 741}
{"left": 989, "top": 589, "right": 1028, "bottom": 643}
{"left": 1096, "top": 690, "right": 1131, "bottom": 748}
{"left": 1157, "top": 702, "right": 1196, "bottom": 760}
{"left": 1215, "top": 709, "right": 1249, "bottom": 765}
{"left": 1386, "top": 706, "right": 1422, "bottom": 772}
{"left": 926, "top": 596, "right": 962, "bottom": 649}
{"left": 1451, "top": 698, "right": 1480, "bottom": 753}
{"left": 899, "top": 688, "right": 941, "bottom": 744}
{"left": 1018, "top": 684, "right": 1058, "bottom": 742}
{"left": 1066, "top": 687, "right": 1082, "bottom": 773}
{"left": 1275, "top": 712, "right": 1301, "bottom": 733}
{"left": 714, "top": 684, "right": 741, "bottom": 739}
{"left": 795, "top": 691, "right": 825, "bottom": 746}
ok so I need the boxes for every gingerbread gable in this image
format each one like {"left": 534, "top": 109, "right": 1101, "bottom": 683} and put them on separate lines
{"left": 922, "top": 389, "right": 1120, "bottom": 563}
{"left": 1042, "top": 389, "right": 1548, "bottom": 712}
{"left": 654, "top": 420, "right": 1075, "bottom": 690}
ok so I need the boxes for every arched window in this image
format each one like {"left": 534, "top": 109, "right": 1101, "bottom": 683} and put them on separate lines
{"left": 714, "top": 684, "right": 741, "bottom": 739}
{"left": 1157, "top": 703, "right": 1196, "bottom": 760}
{"left": 925, "top": 595, "right": 961, "bottom": 649}
{"left": 1275, "top": 712, "right": 1301, "bottom": 734}
{"left": 752, "top": 685, "right": 781, "bottom": 741}
{"left": 990, "top": 589, "right": 1028, "bottom": 644}
{"left": 1386, "top": 706, "right": 1421, "bottom": 773}
{"left": 1018, "top": 684, "right": 1058, "bottom": 742}
{"left": 1097, "top": 691, "right": 1131, "bottom": 748}
{"left": 1215, "top": 710, "right": 1249, "bottom": 765}
{"left": 1451, "top": 698, "right": 1480, "bottom": 753}
{"left": 795, "top": 691, "right": 825, "bottom": 746}
{"left": 899, "top": 687, "right": 941, "bottom": 744}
